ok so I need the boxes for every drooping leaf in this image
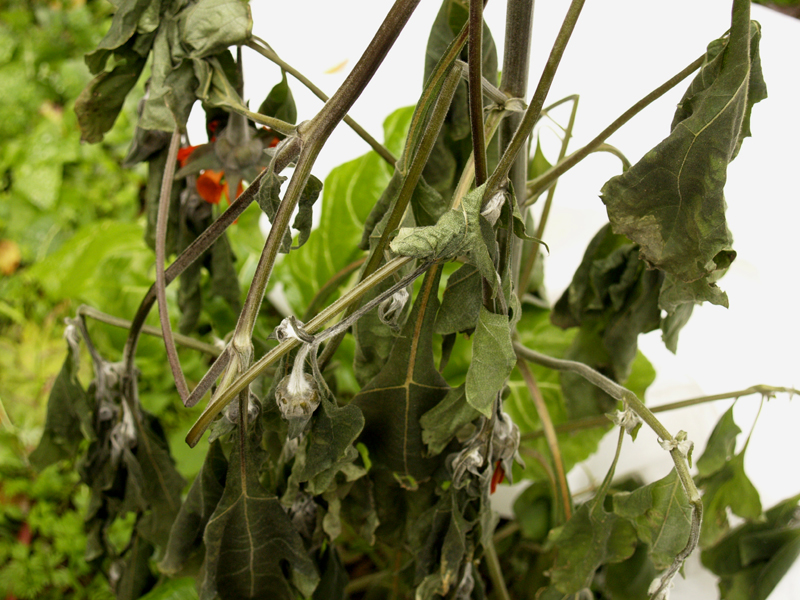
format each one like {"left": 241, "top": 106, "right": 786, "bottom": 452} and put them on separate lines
{"left": 600, "top": 0, "right": 765, "bottom": 319}
{"left": 613, "top": 469, "right": 694, "bottom": 569}
{"left": 312, "top": 546, "right": 348, "bottom": 600}
{"left": 513, "top": 481, "right": 555, "bottom": 542}
{"left": 549, "top": 501, "right": 638, "bottom": 593}
{"left": 435, "top": 264, "right": 482, "bottom": 335}
{"left": 259, "top": 71, "right": 297, "bottom": 125}
{"left": 420, "top": 384, "right": 480, "bottom": 457}
{"left": 603, "top": 542, "right": 658, "bottom": 600}
{"left": 352, "top": 268, "right": 450, "bottom": 481}
{"left": 201, "top": 425, "right": 319, "bottom": 600}
{"left": 114, "top": 527, "right": 157, "bottom": 600}
{"left": 465, "top": 307, "right": 516, "bottom": 417}
{"left": 181, "top": 0, "right": 252, "bottom": 59}
{"left": 301, "top": 397, "right": 364, "bottom": 483}
{"left": 161, "top": 441, "right": 228, "bottom": 577}
{"left": 75, "top": 47, "right": 147, "bottom": 143}
{"left": 696, "top": 406, "right": 740, "bottom": 478}
{"left": 702, "top": 494, "right": 800, "bottom": 600}
{"left": 291, "top": 174, "right": 324, "bottom": 249}
{"left": 30, "top": 324, "right": 94, "bottom": 470}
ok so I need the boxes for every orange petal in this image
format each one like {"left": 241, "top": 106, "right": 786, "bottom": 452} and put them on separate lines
{"left": 177, "top": 145, "right": 199, "bottom": 168}
{"left": 197, "top": 170, "right": 224, "bottom": 204}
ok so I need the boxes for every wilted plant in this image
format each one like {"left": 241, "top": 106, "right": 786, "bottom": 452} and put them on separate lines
{"left": 31, "top": 0, "right": 800, "bottom": 599}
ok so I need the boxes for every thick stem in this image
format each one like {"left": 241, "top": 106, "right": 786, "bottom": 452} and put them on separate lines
{"left": 155, "top": 130, "right": 190, "bottom": 403}
{"left": 247, "top": 37, "right": 396, "bottom": 165}
{"left": 498, "top": 0, "right": 535, "bottom": 282}
{"left": 486, "top": 0, "right": 586, "bottom": 200}
{"left": 525, "top": 54, "right": 705, "bottom": 202}
{"left": 517, "top": 359, "right": 572, "bottom": 521}
{"left": 468, "top": 0, "right": 488, "bottom": 186}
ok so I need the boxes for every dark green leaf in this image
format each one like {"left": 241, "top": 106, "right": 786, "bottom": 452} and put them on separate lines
{"left": 465, "top": 307, "right": 516, "bottom": 417}
{"left": 603, "top": 543, "right": 658, "bottom": 600}
{"left": 600, "top": 0, "right": 765, "bottom": 309}
{"left": 86, "top": 0, "right": 152, "bottom": 67}
{"left": 201, "top": 425, "right": 319, "bottom": 600}
{"left": 696, "top": 406, "right": 740, "bottom": 478}
{"left": 435, "top": 264, "right": 481, "bottom": 335}
{"left": 312, "top": 546, "right": 348, "bottom": 600}
{"left": 613, "top": 469, "right": 693, "bottom": 569}
{"left": 291, "top": 174, "right": 323, "bottom": 249}
{"left": 352, "top": 268, "right": 450, "bottom": 481}
{"left": 550, "top": 501, "right": 638, "bottom": 593}
{"left": 75, "top": 48, "right": 147, "bottom": 143}
{"left": 30, "top": 326, "right": 94, "bottom": 470}
{"left": 161, "top": 441, "right": 228, "bottom": 577}
{"left": 513, "top": 481, "right": 555, "bottom": 542}
{"left": 698, "top": 453, "right": 762, "bottom": 547}
{"left": 301, "top": 397, "right": 364, "bottom": 483}
{"left": 115, "top": 528, "right": 157, "bottom": 600}
{"left": 259, "top": 71, "right": 298, "bottom": 125}
{"left": 420, "top": 384, "right": 480, "bottom": 456}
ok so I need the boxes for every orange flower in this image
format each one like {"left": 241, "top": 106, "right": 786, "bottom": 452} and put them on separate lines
{"left": 490, "top": 460, "right": 505, "bottom": 494}
{"left": 195, "top": 170, "right": 243, "bottom": 206}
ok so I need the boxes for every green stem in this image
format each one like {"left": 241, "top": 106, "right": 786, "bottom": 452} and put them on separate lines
{"left": 77, "top": 305, "right": 220, "bottom": 357}
{"left": 525, "top": 54, "right": 705, "bottom": 202}
{"left": 301, "top": 256, "right": 366, "bottom": 322}
{"left": 591, "top": 428, "right": 625, "bottom": 516}
{"left": 484, "top": 537, "right": 511, "bottom": 600}
{"left": 468, "top": 0, "right": 488, "bottom": 186}
{"left": 520, "top": 384, "right": 799, "bottom": 440}
{"left": 517, "top": 359, "right": 572, "bottom": 522}
{"left": 247, "top": 37, "right": 396, "bottom": 165}
{"left": 186, "top": 256, "right": 413, "bottom": 447}
{"left": 154, "top": 130, "right": 190, "bottom": 403}
{"left": 517, "top": 95, "right": 579, "bottom": 296}
{"left": 513, "top": 342, "right": 703, "bottom": 583}
{"left": 485, "top": 0, "right": 587, "bottom": 200}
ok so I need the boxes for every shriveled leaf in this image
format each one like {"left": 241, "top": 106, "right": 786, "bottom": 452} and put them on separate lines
{"left": 352, "top": 268, "right": 450, "bottom": 481}
{"left": 161, "top": 441, "right": 228, "bottom": 577}
{"left": 391, "top": 184, "right": 497, "bottom": 294}
{"left": 201, "top": 426, "right": 318, "bottom": 600}
{"left": 613, "top": 469, "right": 693, "bottom": 569}
{"left": 420, "top": 384, "right": 480, "bottom": 456}
{"left": 600, "top": 0, "right": 765, "bottom": 305}
{"left": 181, "top": 0, "right": 252, "bottom": 59}
{"left": 301, "top": 397, "right": 364, "bottom": 483}
{"left": 291, "top": 174, "right": 323, "bottom": 249}
{"left": 87, "top": 0, "right": 153, "bottom": 64}
{"left": 75, "top": 48, "right": 147, "bottom": 143}
{"left": 30, "top": 326, "right": 94, "bottom": 470}
{"left": 550, "top": 501, "right": 638, "bottom": 593}
{"left": 465, "top": 307, "right": 516, "bottom": 417}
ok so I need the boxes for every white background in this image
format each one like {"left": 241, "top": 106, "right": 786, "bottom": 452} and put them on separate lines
{"left": 190, "top": 1, "right": 800, "bottom": 597}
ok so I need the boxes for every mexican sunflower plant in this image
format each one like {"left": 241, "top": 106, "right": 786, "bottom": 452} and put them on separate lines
{"left": 28, "top": 0, "right": 800, "bottom": 599}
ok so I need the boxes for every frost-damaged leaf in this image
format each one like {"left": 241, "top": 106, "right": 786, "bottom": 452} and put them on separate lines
{"left": 114, "top": 526, "right": 157, "bottom": 600}
{"left": 312, "top": 545, "right": 348, "bottom": 600}
{"left": 391, "top": 184, "right": 497, "bottom": 294}
{"left": 466, "top": 307, "right": 516, "bottom": 417}
{"left": 30, "top": 326, "right": 94, "bottom": 470}
{"left": 201, "top": 425, "right": 318, "bottom": 600}
{"left": 601, "top": 0, "right": 765, "bottom": 304}
{"left": 695, "top": 407, "right": 762, "bottom": 547}
{"left": 291, "top": 174, "right": 324, "bottom": 249}
{"left": 75, "top": 47, "right": 147, "bottom": 143}
{"left": 550, "top": 501, "right": 638, "bottom": 593}
{"left": 161, "top": 441, "right": 228, "bottom": 577}
{"left": 701, "top": 494, "right": 800, "bottom": 600}
{"left": 613, "top": 469, "right": 693, "bottom": 569}
{"left": 352, "top": 268, "right": 450, "bottom": 481}
{"left": 420, "top": 385, "right": 480, "bottom": 457}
